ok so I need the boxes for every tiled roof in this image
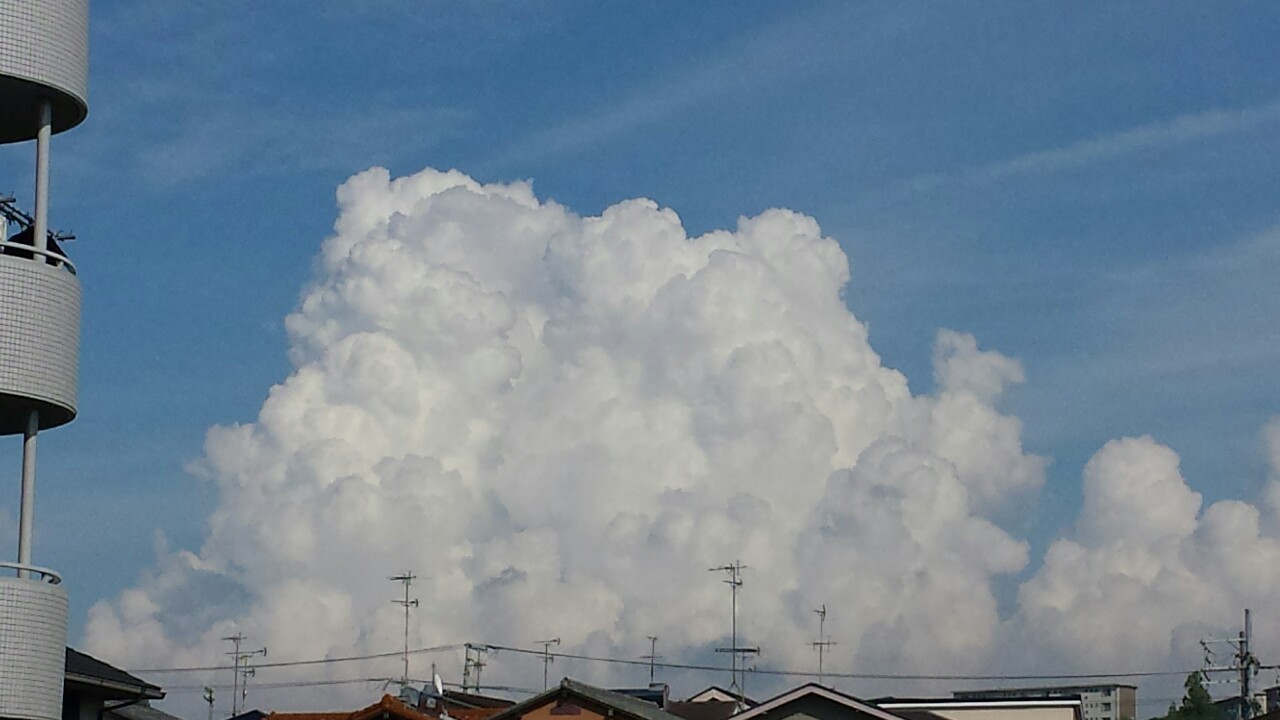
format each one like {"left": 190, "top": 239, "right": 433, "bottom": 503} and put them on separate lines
{"left": 664, "top": 700, "right": 739, "bottom": 720}
{"left": 270, "top": 695, "right": 434, "bottom": 720}
{"left": 441, "top": 691, "right": 516, "bottom": 710}
{"left": 268, "top": 713, "right": 351, "bottom": 720}
{"left": 491, "top": 679, "right": 680, "bottom": 720}
{"left": 449, "top": 708, "right": 509, "bottom": 720}
{"left": 733, "top": 683, "right": 910, "bottom": 720}
{"left": 560, "top": 679, "right": 677, "bottom": 720}
{"left": 109, "top": 702, "right": 187, "bottom": 720}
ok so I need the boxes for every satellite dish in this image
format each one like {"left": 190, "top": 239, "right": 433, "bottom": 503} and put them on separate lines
{"left": 434, "top": 673, "right": 445, "bottom": 697}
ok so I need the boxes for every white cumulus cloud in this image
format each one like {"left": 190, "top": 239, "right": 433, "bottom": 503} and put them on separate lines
{"left": 82, "top": 167, "right": 1276, "bottom": 715}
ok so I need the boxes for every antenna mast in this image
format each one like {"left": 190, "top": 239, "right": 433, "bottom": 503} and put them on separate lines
{"left": 223, "top": 634, "right": 266, "bottom": 717}
{"left": 536, "top": 637, "right": 560, "bottom": 690}
{"left": 711, "top": 561, "right": 758, "bottom": 707}
{"left": 462, "top": 644, "right": 489, "bottom": 692}
{"left": 812, "top": 604, "right": 837, "bottom": 686}
{"left": 642, "top": 636, "right": 662, "bottom": 684}
{"left": 391, "top": 572, "right": 420, "bottom": 696}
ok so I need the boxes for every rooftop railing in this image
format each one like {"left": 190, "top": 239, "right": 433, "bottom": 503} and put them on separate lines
{"left": 0, "top": 561, "right": 63, "bottom": 584}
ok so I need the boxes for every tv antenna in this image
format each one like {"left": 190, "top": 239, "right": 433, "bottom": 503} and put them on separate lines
{"left": 812, "top": 604, "right": 837, "bottom": 685}
{"left": 223, "top": 633, "right": 266, "bottom": 717}
{"left": 391, "top": 572, "right": 420, "bottom": 696}
{"left": 641, "top": 635, "right": 662, "bottom": 684}
{"left": 462, "top": 644, "right": 489, "bottom": 692}
{"left": 535, "top": 637, "right": 560, "bottom": 690}
{"left": 711, "top": 561, "right": 758, "bottom": 708}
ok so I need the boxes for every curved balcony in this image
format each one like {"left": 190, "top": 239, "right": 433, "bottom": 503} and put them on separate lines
{"left": 0, "top": 562, "right": 68, "bottom": 720}
{"left": 0, "top": 250, "right": 81, "bottom": 434}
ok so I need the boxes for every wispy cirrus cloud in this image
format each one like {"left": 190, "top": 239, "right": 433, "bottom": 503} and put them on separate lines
{"left": 900, "top": 97, "right": 1280, "bottom": 192}
{"left": 487, "top": 4, "right": 904, "bottom": 170}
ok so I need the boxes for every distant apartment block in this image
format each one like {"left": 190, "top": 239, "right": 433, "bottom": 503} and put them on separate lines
{"left": 954, "top": 685, "right": 1136, "bottom": 720}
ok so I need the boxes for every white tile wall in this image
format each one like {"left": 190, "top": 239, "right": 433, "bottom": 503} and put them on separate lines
{"left": 0, "top": 257, "right": 80, "bottom": 424}
{"left": 0, "top": 577, "right": 68, "bottom": 720}
{"left": 0, "top": 0, "right": 90, "bottom": 104}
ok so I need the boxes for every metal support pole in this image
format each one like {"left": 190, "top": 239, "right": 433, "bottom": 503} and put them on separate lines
{"left": 1241, "top": 609, "right": 1253, "bottom": 720}
{"left": 18, "top": 411, "right": 39, "bottom": 577}
{"left": 34, "top": 100, "right": 51, "bottom": 256}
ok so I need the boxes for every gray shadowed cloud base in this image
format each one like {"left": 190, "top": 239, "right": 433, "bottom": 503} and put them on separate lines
{"left": 83, "top": 167, "right": 1280, "bottom": 711}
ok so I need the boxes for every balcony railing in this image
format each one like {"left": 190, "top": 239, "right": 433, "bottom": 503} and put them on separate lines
{"left": 0, "top": 561, "right": 62, "bottom": 584}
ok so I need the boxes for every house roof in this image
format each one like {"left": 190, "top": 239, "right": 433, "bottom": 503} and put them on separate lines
{"left": 270, "top": 695, "right": 434, "bottom": 720}
{"left": 109, "top": 702, "right": 187, "bottom": 720}
{"left": 65, "top": 648, "right": 164, "bottom": 700}
{"left": 664, "top": 700, "right": 739, "bottom": 720}
{"left": 490, "top": 678, "right": 678, "bottom": 720}
{"left": 441, "top": 690, "right": 517, "bottom": 710}
{"left": 732, "top": 683, "right": 910, "bottom": 720}
{"left": 687, "top": 688, "right": 757, "bottom": 707}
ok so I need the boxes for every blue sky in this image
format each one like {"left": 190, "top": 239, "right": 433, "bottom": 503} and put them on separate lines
{"left": 1, "top": 0, "right": 1279, "bottom": 706}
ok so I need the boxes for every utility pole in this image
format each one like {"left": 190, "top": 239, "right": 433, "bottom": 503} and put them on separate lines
{"left": 223, "top": 634, "right": 266, "bottom": 717}
{"left": 711, "top": 561, "right": 758, "bottom": 709}
{"left": 391, "top": 572, "right": 420, "bottom": 696}
{"left": 536, "top": 637, "right": 560, "bottom": 690}
{"left": 224, "top": 634, "right": 243, "bottom": 717}
{"left": 204, "top": 686, "right": 215, "bottom": 720}
{"left": 812, "top": 604, "right": 837, "bottom": 686}
{"left": 1242, "top": 609, "right": 1254, "bottom": 720}
{"left": 1202, "top": 609, "right": 1261, "bottom": 720}
{"left": 642, "top": 636, "right": 662, "bottom": 684}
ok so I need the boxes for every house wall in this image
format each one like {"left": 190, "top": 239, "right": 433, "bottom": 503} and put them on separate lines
{"left": 59, "top": 692, "right": 98, "bottom": 720}
{"left": 923, "top": 708, "right": 1076, "bottom": 720}
{"left": 519, "top": 703, "right": 609, "bottom": 720}
{"left": 955, "top": 686, "right": 1133, "bottom": 720}
{"left": 757, "top": 696, "right": 885, "bottom": 720}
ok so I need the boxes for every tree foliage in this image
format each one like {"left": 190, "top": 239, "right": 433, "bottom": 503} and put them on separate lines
{"left": 1152, "top": 673, "right": 1224, "bottom": 720}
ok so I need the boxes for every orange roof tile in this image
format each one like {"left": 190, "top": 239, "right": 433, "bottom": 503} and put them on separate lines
{"left": 269, "top": 695, "right": 436, "bottom": 720}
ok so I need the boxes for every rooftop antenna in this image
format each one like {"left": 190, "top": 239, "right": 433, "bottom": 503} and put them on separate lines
{"left": 223, "top": 634, "right": 267, "bottom": 717}
{"left": 711, "top": 561, "right": 758, "bottom": 709}
{"left": 812, "top": 604, "right": 837, "bottom": 686}
{"left": 462, "top": 644, "right": 489, "bottom": 692}
{"left": 391, "top": 572, "right": 420, "bottom": 697}
{"left": 642, "top": 636, "right": 662, "bottom": 684}
{"left": 536, "top": 637, "right": 560, "bottom": 690}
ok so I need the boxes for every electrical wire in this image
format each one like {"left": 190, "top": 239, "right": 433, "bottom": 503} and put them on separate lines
{"left": 479, "top": 643, "right": 1195, "bottom": 681}
{"left": 162, "top": 677, "right": 539, "bottom": 695}
{"left": 131, "top": 640, "right": 1197, "bottom": 689}
{"left": 133, "top": 644, "right": 463, "bottom": 674}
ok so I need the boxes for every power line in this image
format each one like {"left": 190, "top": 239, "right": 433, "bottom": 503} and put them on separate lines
{"left": 480, "top": 643, "right": 1195, "bottom": 681}
{"left": 132, "top": 644, "right": 463, "bottom": 674}
{"left": 162, "top": 677, "right": 542, "bottom": 696}
{"left": 134, "top": 640, "right": 1197, "bottom": 685}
